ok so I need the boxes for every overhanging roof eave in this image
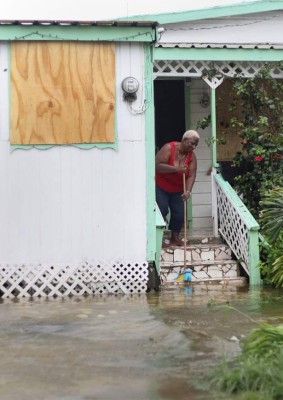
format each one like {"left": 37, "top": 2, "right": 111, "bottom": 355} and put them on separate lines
{"left": 117, "top": 0, "right": 283, "bottom": 25}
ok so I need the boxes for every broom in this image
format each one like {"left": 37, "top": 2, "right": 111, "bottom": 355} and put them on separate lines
{"left": 174, "top": 172, "right": 192, "bottom": 283}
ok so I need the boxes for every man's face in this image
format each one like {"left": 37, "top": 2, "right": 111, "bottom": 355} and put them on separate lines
{"left": 183, "top": 137, "right": 199, "bottom": 151}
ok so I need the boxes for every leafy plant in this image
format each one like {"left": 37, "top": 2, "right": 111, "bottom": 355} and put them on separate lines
{"left": 227, "top": 63, "right": 283, "bottom": 219}
{"left": 208, "top": 323, "right": 283, "bottom": 399}
{"left": 259, "top": 238, "right": 282, "bottom": 286}
{"left": 243, "top": 323, "right": 283, "bottom": 358}
{"left": 196, "top": 114, "right": 211, "bottom": 130}
{"left": 197, "top": 114, "right": 227, "bottom": 146}
{"left": 260, "top": 187, "right": 283, "bottom": 287}
{"left": 270, "top": 254, "right": 283, "bottom": 287}
{"left": 260, "top": 188, "right": 283, "bottom": 243}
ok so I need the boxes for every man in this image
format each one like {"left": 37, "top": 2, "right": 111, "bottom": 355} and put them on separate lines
{"left": 155, "top": 130, "right": 199, "bottom": 247}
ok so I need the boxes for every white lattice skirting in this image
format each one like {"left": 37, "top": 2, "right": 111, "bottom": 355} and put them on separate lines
{"left": 154, "top": 60, "right": 283, "bottom": 79}
{"left": 0, "top": 262, "right": 149, "bottom": 298}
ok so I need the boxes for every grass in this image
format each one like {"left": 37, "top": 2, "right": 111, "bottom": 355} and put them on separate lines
{"left": 207, "top": 322, "right": 283, "bottom": 400}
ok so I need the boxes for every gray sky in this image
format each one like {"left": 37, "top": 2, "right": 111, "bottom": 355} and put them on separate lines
{"left": 1, "top": 0, "right": 259, "bottom": 20}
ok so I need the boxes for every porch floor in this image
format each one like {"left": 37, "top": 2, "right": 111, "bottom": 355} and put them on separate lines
{"left": 163, "top": 226, "right": 217, "bottom": 245}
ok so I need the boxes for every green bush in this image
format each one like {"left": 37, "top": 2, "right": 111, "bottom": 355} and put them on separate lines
{"left": 208, "top": 323, "right": 283, "bottom": 399}
{"left": 229, "top": 64, "right": 283, "bottom": 219}
{"left": 260, "top": 188, "right": 283, "bottom": 287}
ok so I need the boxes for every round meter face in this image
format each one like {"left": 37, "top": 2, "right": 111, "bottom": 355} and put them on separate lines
{"left": 122, "top": 77, "right": 139, "bottom": 94}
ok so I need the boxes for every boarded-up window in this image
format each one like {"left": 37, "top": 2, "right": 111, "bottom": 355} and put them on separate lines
{"left": 10, "top": 41, "right": 115, "bottom": 145}
{"left": 216, "top": 79, "right": 242, "bottom": 161}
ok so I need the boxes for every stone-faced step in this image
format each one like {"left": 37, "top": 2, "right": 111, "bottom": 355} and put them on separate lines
{"left": 162, "top": 276, "right": 247, "bottom": 289}
{"left": 161, "top": 244, "right": 233, "bottom": 263}
{"left": 160, "top": 260, "right": 239, "bottom": 283}
{"left": 162, "top": 232, "right": 224, "bottom": 245}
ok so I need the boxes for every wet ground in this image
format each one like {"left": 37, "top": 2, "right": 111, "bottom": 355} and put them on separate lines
{"left": 1, "top": 283, "right": 283, "bottom": 400}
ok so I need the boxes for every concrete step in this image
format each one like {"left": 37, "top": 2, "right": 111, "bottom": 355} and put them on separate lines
{"left": 160, "top": 259, "right": 240, "bottom": 284}
{"left": 162, "top": 276, "right": 247, "bottom": 289}
{"left": 161, "top": 243, "right": 233, "bottom": 264}
{"left": 162, "top": 232, "right": 223, "bottom": 245}
{"left": 159, "top": 236, "right": 241, "bottom": 285}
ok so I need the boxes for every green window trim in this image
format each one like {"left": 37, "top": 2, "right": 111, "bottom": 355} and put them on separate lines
{"left": 10, "top": 142, "right": 118, "bottom": 151}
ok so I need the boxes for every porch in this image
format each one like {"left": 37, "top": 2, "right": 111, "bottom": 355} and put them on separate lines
{"left": 153, "top": 60, "right": 282, "bottom": 287}
{"left": 156, "top": 169, "right": 259, "bottom": 287}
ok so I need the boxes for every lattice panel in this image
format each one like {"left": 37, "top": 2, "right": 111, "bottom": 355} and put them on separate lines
{"left": 0, "top": 262, "right": 148, "bottom": 298}
{"left": 202, "top": 74, "right": 224, "bottom": 89}
{"left": 215, "top": 182, "right": 249, "bottom": 275}
{"left": 154, "top": 60, "right": 283, "bottom": 79}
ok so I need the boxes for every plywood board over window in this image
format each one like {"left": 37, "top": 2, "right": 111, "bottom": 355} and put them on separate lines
{"left": 10, "top": 41, "right": 115, "bottom": 145}
{"left": 216, "top": 79, "right": 242, "bottom": 161}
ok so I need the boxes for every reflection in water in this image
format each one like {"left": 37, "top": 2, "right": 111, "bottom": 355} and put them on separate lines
{"left": 0, "top": 285, "right": 283, "bottom": 400}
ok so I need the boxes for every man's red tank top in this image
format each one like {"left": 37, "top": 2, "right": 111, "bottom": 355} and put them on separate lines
{"left": 156, "top": 142, "right": 193, "bottom": 193}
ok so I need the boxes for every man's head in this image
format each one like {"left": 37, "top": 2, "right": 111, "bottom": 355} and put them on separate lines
{"left": 182, "top": 130, "right": 200, "bottom": 142}
{"left": 181, "top": 130, "right": 199, "bottom": 151}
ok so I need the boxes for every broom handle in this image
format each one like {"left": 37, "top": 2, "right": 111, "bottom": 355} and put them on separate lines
{"left": 183, "top": 172, "right": 187, "bottom": 269}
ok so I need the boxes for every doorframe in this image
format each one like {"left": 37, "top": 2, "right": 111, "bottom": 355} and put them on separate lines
{"left": 184, "top": 80, "right": 193, "bottom": 225}
{"left": 152, "top": 77, "right": 193, "bottom": 229}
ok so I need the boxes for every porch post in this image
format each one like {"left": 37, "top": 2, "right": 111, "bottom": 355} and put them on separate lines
{"left": 248, "top": 229, "right": 262, "bottom": 286}
{"left": 211, "top": 168, "right": 219, "bottom": 236}
{"left": 210, "top": 87, "right": 219, "bottom": 235}
{"left": 210, "top": 87, "right": 218, "bottom": 167}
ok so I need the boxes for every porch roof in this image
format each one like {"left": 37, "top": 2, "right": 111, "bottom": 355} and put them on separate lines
{"left": 117, "top": 0, "right": 283, "bottom": 24}
{"left": 0, "top": 20, "right": 158, "bottom": 28}
{"left": 0, "top": 19, "right": 158, "bottom": 42}
{"left": 155, "top": 42, "right": 283, "bottom": 49}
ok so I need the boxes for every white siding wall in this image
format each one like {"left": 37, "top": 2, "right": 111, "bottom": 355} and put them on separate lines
{"left": 190, "top": 78, "right": 213, "bottom": 233}
{"left": 0, "top": 42, "right": 147, "bottom": 266}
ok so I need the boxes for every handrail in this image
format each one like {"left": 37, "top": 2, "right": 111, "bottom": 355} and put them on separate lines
{"left": 213, "top": 172, "right": 261, "bottom": 285}
{"left": 155, "top": 202, "right": 166, "bottom": 273}
{"left": 155, "top": 201, "right": 166, "bottom": 228}
{"left": 215, "top": 174, "right": 260, "bottom": 230}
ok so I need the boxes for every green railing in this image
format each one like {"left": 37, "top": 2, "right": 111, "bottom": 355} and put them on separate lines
{"left": 214, "top": 172, "right": 261, "bottom": 286}
{"left": 155, "top": 202, "right": 166, "bottom": 273}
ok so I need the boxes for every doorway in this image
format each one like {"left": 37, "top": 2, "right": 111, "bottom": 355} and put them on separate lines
{"left": 154, "top": 78, "right": 193, "bottom": 228}
{"left": 154, "top": 79, "right": 186, "bottom": 152}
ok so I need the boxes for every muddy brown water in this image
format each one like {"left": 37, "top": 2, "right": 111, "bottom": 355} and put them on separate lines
{"left": 1, "top": 284, "right": 283, "bottom": 400}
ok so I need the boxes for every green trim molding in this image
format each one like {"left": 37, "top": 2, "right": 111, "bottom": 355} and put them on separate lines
{"left": 153, "top": 48, "right": 283, "bottom": 62}
{"left": 10, "top": 143, "right": 118, "bottom": 151}
{"left": 145, "top": 44, "right": 156, "bottom": 262}
{"left": 0, "top": 25, "right": 156, "bottom": 42}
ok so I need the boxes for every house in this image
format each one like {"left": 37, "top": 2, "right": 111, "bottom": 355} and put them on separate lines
{"left": 120, "top": 0, "right": 283, "bottom": 286}
{"left": 0, "top": 0, "right": 282, "bottom": 297}
{"left": 0, "top": 20, "right": 158, "bottom": 297}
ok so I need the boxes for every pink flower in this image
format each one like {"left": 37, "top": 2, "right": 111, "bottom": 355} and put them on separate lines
{"left": 254, "top": 156, "right": 263, "bottom": 162}
{"left": 273, "top": 153, "right": 282, "bottom": 160}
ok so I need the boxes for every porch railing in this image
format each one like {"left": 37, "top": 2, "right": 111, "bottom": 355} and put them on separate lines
{"left": 213, "top": 171, "right": 261, "bottom": 285}
{"left": 155, "top": 202, "right": 166, "bottom": 273}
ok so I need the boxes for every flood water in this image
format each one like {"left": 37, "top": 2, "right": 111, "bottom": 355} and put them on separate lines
{"left": 1, "top": 283, "right": 283, "bottom": 400}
